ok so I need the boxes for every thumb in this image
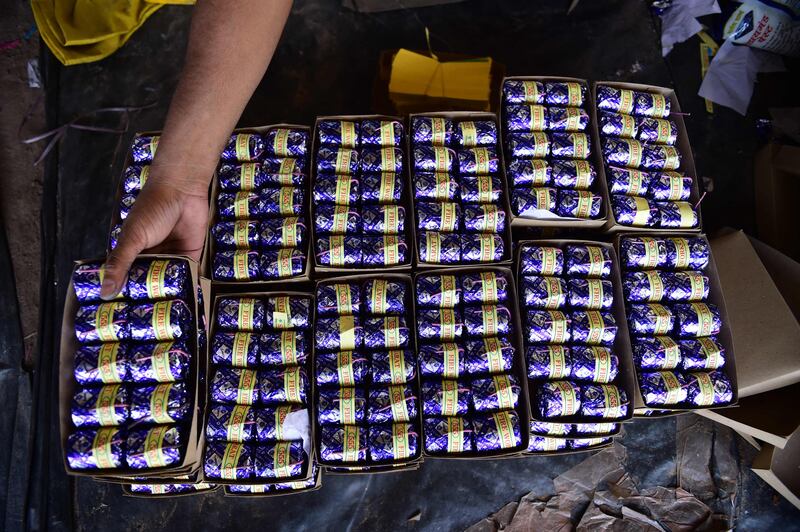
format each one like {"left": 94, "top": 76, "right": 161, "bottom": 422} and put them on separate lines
{"left": 100, "top": 221, "right": 148, "bottom": 300}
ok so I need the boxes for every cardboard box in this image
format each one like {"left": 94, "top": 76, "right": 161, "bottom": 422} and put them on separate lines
{"left": 754, "top": 143, "right": 800, "bottom": 262}
{"left": 202, "top": 291, "right": 316, "bottom": 486}
{"left": 613, "top": 233, "right": 738, "bottom": 412}
{"left": 121, "top": 482, "right": 219, "bottom": 498}
{"left": 311, "top": 274, "right": 423, "bottom": 471}
{"left": 751, "top": 427, "right": 800, "bottom": 511}
{"left": 309, "top": 115, "right": 414, "bottom": 275}
{"left": 414, "top": 265, "right": 531, "bottom": 458}
{"left": 222, "top": 466, "right": 322, "bottom": 497}
{"left": 499, "top": 77, "right": 609, "bottom": 230}
{"left": 708, "top": 230, "right": 800, "bottom": 398}
{"left": 59, "top": 256, "right": 206, "bottom": 478}
{"left": 200, "top": 125, "right": 313, "bottom": 288}
{"left": 407, "top": 111, "right": 514, "bottom": 268}
{"left": 592, "top": 82, "right": 703, "bottom": 234}
{"left": 516, "top": 240, "right": 637, "bottom": 425}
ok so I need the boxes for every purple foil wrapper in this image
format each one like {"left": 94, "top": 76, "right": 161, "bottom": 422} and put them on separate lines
{"left": 571, "top": 346, "right": 619, "bottom": 383}
{"left": 657, "top": 201, "right": 699, "bottom": 228}
{"left": 557, "top": 190, "right": 602, "bottom": 219}
{"left": 535, "top": 381, "right": 581, "bottom": 418}
{"left": 363, "top": 279, "right": 407, "bottom": 314}
{"left": 527, "top": 344, "right": 571, "bottom": 380}
{"left": 520, "top": 245, "right": 564, "bottom": 276}
{"left": 679, "top": 337, "right": 725, "bottom": 371}
{"left": 507, "top": 132, "right": 550, "bottom": 158}
{"left": 71, "top": 385, "right": 129, "bottom": 427}
{"left": 109, "top": 224, "right": 121, "bottom": 251}
{"left": 649, "top": 172, "right": 692, "bottom": 201}
{"left": 216, "top": 297, "right": 265, "bottom": 331}
{"left": 206, "top": 403, "right": 257, "bottom": 442}
{"left": 360, "top": 147, "right": 404, "bottom": 173}
{"left": 260, "top": 216, "right": 306, "bottom": 247}
{"left": 472, "top": 411, "right": 522, "bottom": 452}
{"left": 260, "top": 187, "right": 304, "bottom": 216}
{"left": 550, "top": 132, "right": 591, "bottom": 159}
{"left": 418, "top": 232, "right": 461, "bottom": 264}
{"left": 360, "top": 120, "right": 404, "bottom": 147}
{"left": 368, "top": 423, "right": 419, "bottom": 462}
{"left": 254, "top": 404, "right": 305, "bottom": 441}
{"left": 418, "top": 342, "right": 465, "bottom": 378}
{"left": 530, "top": 420, "right": 573, "bottom": 437}
{"left": 636, "top": 117, "right": 678, "bottom": 145}
{"left": 567, "top": 278, "right": 613, "bottom": 310}
{"left": 315, "top": 204, "right": 361, "bottom": 234}
{"left": 315, "top": 350, "right": 369, "bottom": 386}
{"left": 263, "top": 128, "right": 308, "bottom": 157}
{"left": 66, "top": 428, "right": 125, "bottom": 470}
{"left": 258, "top": 366, "right": 308, "bottom": 405}
{"left": 454, "top": 120, "right": 498, "bottom": 147}
{"left": 73, "top": 261, "right": 128, "bottom": 303}
{"left": 522, "top": 276, "right": 572, "bottom": 309}
{"left": 457, "top": 147, "right": 500, "bottom": 175}
{"left": 317, "top": 386, "right": 367, "bottom": 424}
{"left": 598, "top": 112, "right": 637, "bottom": 138}
{"left": 505, "top": 104, "right": 548, "bottom": 132}
{"left": 603, "top": 138, "right": 681, "bottom": 171}
{"left": 128, "top": 341, "right": 190, "bottom": 383}
{"left": 75, "top": 302, "right": 129, "bottom": 343}
{"left": 467, "top": 273, "right": 511, "bottom": 307}
{"left": 316, "top": 235, "right": 362, "bottom": 266}
{"left": 570, "top": 437, "right": 612, "bottom": 450}
{"left": 662, "top": 271, "right": 710, "bottom": 301}
{"left": 213, "top": 250, "right": 261, "bottom": 281}
{"left": 565, "top": 245, "right": 612, "bottom": 278}
{"left": 665, "top": 237, "right": 709, "bottom": 270}
{"left": 503, "top": 80, "right": 546, "bottom": 104}
{"left": 620, "top": 236, "right": 669, "bottom": 269}
{"left": 414, "top": 172, "right": 459, "bottom": 201}
{"left": 463, "top": 304, "right": 512, "bottom": 338}
{"left": 129, "top": 483, "right": 214, "bottom": 495}
{"left": 686, "top": 370, "right": 733, "bottom": 406}
{"left": 264, "top": 296, "right": 309, "bottom": 329}
{"left": 544, "top": 81, "right": 586, "bottom": 106}
{"left": 315, "top": 315, "right": 364, "bottom": 351}
{"left": 212, "top": 221, "right": 260, "bottom": 250}
{"left": 212, "top": 332, "right": 260, "bottom": 367}
{"left": 362, "top": 235, "right": 408, "bottom": 266}
{"left": 129, "top": 382, "right": 189, "bottom": 424}
{"left": 512, "top": 187, "right": 558, "bottom": 217}
{"left": 417, "top": 308, "right": 463, "bottom": 341}
{"left": 596, "top": 86, "right": 636, "bottom": 115}
{"left": 131, "top": 135, "right": 159, "bottom": 163}
{"left": 126, "top": 258, "right": 189, "bottom": 301}
{"left": 253, "top": 441, "right": 306, "bottom": 480}
{"left": 316, "top": 281, "right": 361, "bottom": 315}
{"left": 461, "top": 234, "right": 505, "bottom": 263}
{"left": 367, "top": 384, "right": 417, "bottom": 424}
{"left": 423, "top": 416, "right": 474, "bottom": 454}
{"left": 315, "top": 147, "right": 359, "bottom": 174}
{"left": 262, "top": 156, "right": 307, "bottom": 177}
{"left": 551, "top": 159, "right": 596, "bottom": 189}
{"left": 210, "top": 367, "right": 259, "bottom": 405}
{"left": 363, "top": 316, "right": 410, "bottom": 349}
{"left": 416, "top": 274, "right": 461, "bottom": 307}
{"left": 526, "top": 310, "right": 571, "bottom": 344}
{"left": 471, "top": 374, "right": 520, "bottom": 411}
{"left": 463, "top": 336, "right": 515, "bottom": 375}
{"left": 417, "top": 202, "right": 460, "bottom": 232}
{"left": 527, "top": 436, "right": 569, "bottom": 453}
{"left": 570, "top": 311, "right": 617, "bottom": 345}
{"left": 672, "top": 303, "right": 722, "bottom": 338}
{"left": 361, "top": 173, "right": 404, "bottom": 203}
{"left": 574, "top": 423, "right": 618, "bottom": 436}
{"left": 461, "top": 175, "right": 503, "bottom": 203}
{"left": 217, "top": 191, "right": 267, "bottom": 220}
{"left": 317, "top": 120, "right": 360, "bottom": 148}
{"left": 204, "top": 442, "right": 253, "bottom": 480}
{"left": 119, "top": 193, "right": 136, "bottom": 220}
{"left": 126, "top": 425, "right": 184, "bottom": 469}
{"left": 218, "top": 163, "right": 267, "bottom": 191}
{"left": 371, "top": 349, "right": 416, "bottom": 384}
{"left": 411, "top": 117, "right": 454, "bottom": 146}
{"left": 507, "top": 159, "right": 551, "bottom": 187}
{"left": 547, "top": 107, "right": 589, "bottom": 132}
{"left": 462, "top": 204, "right": 506, "bottom": 233}
{"left": 122, "top": 164, "right": 150, "bottom": 193}
{"left": 74, "top": 343, "right": 129, "bottom": 385}
{"left": 628, "top": 304, "right": 674, "bottom": 336}
{"left": 221, "top": 133, "right": 265, "bottom": 162}
{"left": 320, "top": 424, "right": 368, "bottom": 463}
{"left": 632, "top": 336, "right": 681, "bottom": 370}
{"left": 422, "top": 379, "right": 471, "bottom": 416}
{"left": 634, "top": 92, "right": 672, "bottom": 118}
{"left": 611, "top": 195, "right": 659, "bottom": 227}
{"left": 639, "top": 371, "right": 690, "bottom": 406}
{"left": 607, "top": 166, "right": 650, "bottom": 196}
{"left": 313, "top": 174, "right": 360, "bottom": 205}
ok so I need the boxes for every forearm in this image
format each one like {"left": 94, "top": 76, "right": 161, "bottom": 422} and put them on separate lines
{"left": 150, "top": 0, "right": 293, "bottom": 194}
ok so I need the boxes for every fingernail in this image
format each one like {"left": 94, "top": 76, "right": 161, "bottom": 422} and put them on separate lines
{"left": 100, "top": 278, "right": 118, "bottom": 300}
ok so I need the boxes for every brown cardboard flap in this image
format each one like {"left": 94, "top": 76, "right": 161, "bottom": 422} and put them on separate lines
{"left": 754, "top": 143, "right": 800, "bottom": 261}
{"left": 121, "top": 482, "right": 219, "bottom": 498}
{"left": 749, "top": 235, "right": 800, "bottom": 323}
{"left": 499, "top": 76, "right": 608, "bottom": 229}
{"left": 751, "top": 428, "right": 800, "bottom": 511}
{"left": 592, "top": 81, "right": 703, "bottom": 234}
{"left": 709, "top": 230, "right": 800, "bottom": 398}
{"left": 222, "top": 466, "right": 322, "bottom": 497}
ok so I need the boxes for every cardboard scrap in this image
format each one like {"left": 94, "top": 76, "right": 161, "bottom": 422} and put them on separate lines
{"left": 388, "top": 49, "right": 493, "bottom": 103}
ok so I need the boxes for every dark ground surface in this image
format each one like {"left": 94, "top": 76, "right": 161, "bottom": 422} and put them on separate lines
{"left": 13, "top": 0, "right": 800, "bottom": 530}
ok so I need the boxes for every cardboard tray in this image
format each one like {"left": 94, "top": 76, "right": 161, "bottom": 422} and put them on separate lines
{"left": 414, "top": 265, "right": 531, "bottom": 459}
{"left": 522, "top": 432, "right": 621, "bottom": 457}
{"left": 201, "top": 290, "right": 316, "bottom": 486}
{"left": 311, "top": 273, "right": 423, "bottom": 470}
{"left": 592, "top": 81, "right": 703, "bottom": 234}
{"left": 121, "top": 482, "right": 219, "bottom": 498}
{"left": 406, "top": 111, "right": 514, "bottom": 268}
{"left": 222, "top": 466, "right": 323, "bottom": 497}
{"left": 499, "top": 76, "right": 609, "bottom": 230}
{"left": 530, "top": 422, "right": 622, "bottom": 441}
{"left": 324, "top": 461, "right": 421, "bottom": 475}
{"left": 94, "top": 469, "right": 202, "bottom": 486}
{"left": 309, "top": 115, "right": 414, "bottom": 274}
{"left": 751, "top": 428, "right": 800, "bottom": 511}
{"left": 200, "top": 124, "right": 313, "bottom": 288}
{"left": 614, "top": 233, "right": 738, "bottom": 411}
{"left": 59, "top": 255, "right": 206, "bottom": 477}
{"left": 515, "top": 240, "right": 637, "bottom": 424}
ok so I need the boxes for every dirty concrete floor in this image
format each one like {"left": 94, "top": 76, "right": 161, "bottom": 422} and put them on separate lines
{"left": 8, "top": 0, "right": 800, "bottom": 530}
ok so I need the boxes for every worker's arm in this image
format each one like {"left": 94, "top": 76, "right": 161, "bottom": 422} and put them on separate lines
{"left": 100, "top": 0, "right": 293, "bottom": 299}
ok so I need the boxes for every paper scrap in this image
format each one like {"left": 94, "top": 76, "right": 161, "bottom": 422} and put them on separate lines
{"left": 660, "top": 0, "right": 721, "bottom": 56}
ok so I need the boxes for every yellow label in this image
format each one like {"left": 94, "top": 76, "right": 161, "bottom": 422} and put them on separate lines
{"left": 442, "top": 342, "right": 460, "bottom": 378}
{"left": 334, "top": 175, "right": 352, "bottom": 205}
{"left": 476, "top": 174, "right": 493, "bottom": 203}
{"left": 228, "top": 220, "right": 249, "bottom": 249}
{"left": 384, "top": 316, "right": 402, "bottom": 348}
{"left": 379, "top": 173, "right": 396, "bottom": 203}
{"left": 684, "top": 272, "right": 705, "bottom": 301}
{"left": 343, "top": 424, "right": 360, "bottom": 462}
{"left": 566, "top": 82, "right": 582, "bottom": 106}
{"left": 661, "top": 371, "right": 683, "bottom": 404}
{"left": 231, "top": 332, "right": 250, "bottom": 367}
{"left": 483, "top": 337, "right": 504, "bottom": 374}
{"left": 529, "top": 105, "right": 546, "bottom": 131}
{"left": 441, "top": 379, "right": 459, "bottom": 416}
{"left": 658, "top": 336, "right": 680, "bottom": 369}
{"left": 564, "top": 107, "right": 583, "bottom": 131}
{"left": 389, "top": 384, "right": 410, "bottom": 422}
{"left": 540, "top": 247, "right": 560, "bottom": 275}
{"left": 383, "top": 235, "right": 400, "bottom": 266}
{"left": 625, "top": 139, "right": 644, "bottom": 168}
{"left": 334, "top": 149, "right": 354, "bottom": 174}
{"left": 220, "top": 442, "right": 244, "bottom": 479}
{"left": 522, "top": 80, "right": 541, "bottom": 103}
{"left": 432, "top": 172, "right": 451, "bottom": 200}
{"left": 329, "top": 235, "right": 346, "bottom": 266}
{"left": 279, "top": 331, "right": 298, "bottom": 365}
{"left": 624, "top": 168, "right": 646, "bottom": 196}
{"left": 392, "top": 423, "right": 411, "bottom": 460}
{"left": 96, "top": 385, "right": 121, "bottom": 426}
{"left": 586, "top": 246, "right": 605, "bottom": 277}
{"left": 276, "top": 248, "right": 294, "bottom": 278}
{"left": 339, "top": 315, "right": 356, "bottom": 350}
{"left": 641, "top": 237, "right": 661, "bottom": 268}
{"left": 139, "top": 165, "right": 151, "bottom": 186}
{"left": 691, "top": 303, "right": 715, "bottom": 336}
{"left": 481, "top": 305, "right": 499, "bottom": 336}
{"left": 95, "top": 302, "right": 124, "bottom": 342}
{"left": 694, "top": 373, "right": 716, "bottom": 405}
{"left": 151, "top": 300, "right": 173, "bottom": 341}
{"left": 272, "top": 296, "right": 291, "bottom": 329}
{"left": 232, "top": 250, "right": 252, "bottom": 280}
{"left": 493, "top": 411, "right": 516, "bottom": 449}
{"left": 227, "top": 405, "right": 251, "bottom": 442}
{"left": 278, "top": 158, "right": 296, "bottom": 176}
{"left": 433, "top": 146, "right": 450, "bottom": 172}
{"left": 645, "top": 270, "right": 665, "bottom": 302}
{"left": 652, "top": 94, "right": 668, "bottom": 117}
{"left": 493, "top": 375, "right": 515, "bottom": 409}
{"left": 592, "top": 347, "right": 613, "bottom": 384}
{"left": 97, "top": 343, "right": 122, "bottom": 383}
{"left": 574, "top": 191, "right": 592, "bottom": 218}
{"left": 619, "top": 89, "right": 635, "bottom": 114}
{"left": 281, "top": 217, "right": 299, "bottom": 247}
{"left": 340, "top": 386, "right": 356, "bottom": 423}
{"left": 572, "top": 133, "right": 589, "bottom": 159}
{"left": 284, "top": 366, "right": 302, "bottom": 403}
{"left": 446, "top": 417, "right": 464, "bottom": 453}
{"left": 670, "top": 238, "right": 691, "bottom": 269}
{"left": 430, "top": 118, "right": 447, "bottom": 145}
{"left": 143, "top": 425, "right": 170, "bottom": 468}
{"left": 273, "top": 441, "right": 293, "bottom": 479}
{"left": 440, "top": 309, "right": 457, "bottom": 340}
{"left": 234, "top": 134, "right": 252, "bottom": 161}
{"left": 586, "top": 279, "right": 604, "bottom": 309}
{"left": 237, "top": 298, "right": 256, "bottom": 330}
{"left": 676, "top": 202, "right": 695, "bottom": 227}
{"left": 631, "top": 196, "right": 651, "bottom": 226}
{"left": 573, "top": 160, "right": 592, "bottom": 189}
{"left": 239, "top": 163, "right": 257, "bottom": 190}
{"left": 91, "top": 427, "right": 117, "bottom": 469}
{"left": 585, "top": 311, "right": 605, "bottom": 344}
{"left": 698, "top": 337, "right": 721, "bottom": 369}
{"left": 550, "top": 311, "right": 568, "bottom": 344}
{"left": 529, "top": 159, "right": 549, "bottom": 185}
{"left": 383, "top": 205, "right": 400, "bottom": 234}
{"left": 233, "top": 191, "right": 250, "bottom": 219}
{"left": 236, "top": 369, "right": 258, "bottom": 404}
{"left": 555, "top": 381, "right": 578, "bottom": 415}
{"left": 472, "top": 148, "right": 491, "bottom": 174}
{"left": 652, "top": 304, "right": 673, "bottom": 335}
{"left": 535, "top": 187, "right": 552, "bottom": 210}
{"left": 547, "top": 345, "right": 568, "bottom": 379}
{"left": 620, "top": 114, "right": 636, "bottom": 138}
{"left": 370, "top": 279, "right": 388, "bottom": 314}
{"left": 425, "top": 232, "right": 442, "bottom": 263}
{"left": 460, "top": 121, "right": 477, "bottom": 146}
{"left": 381, "top": 147, "right": 397, "bottom": 171}
{"left": 663, "top": 147, "right": 680, "bottom": 170}
{"left": 272, "top": 129, "right": 290, "bottom": 157}
{"left": 532, "top": 132, "right": 549, "bottom": 158}
{"left": 440, "top": 203, "right": 458, "bottom": 232}
{"left": 387, "top": 349, "right": 406, "bottom": 384}
{"left": 144, "top": 260, "right": 168, "bottom": 300}
{"left": 151, "top": 342, "right": 175, "bottom": 382}
{"left": 274, "top": 405, "right": 292, "bottom": 440}
{"left": 278, "top": 187, "right": 294, "bottom": 216}
{"left": 440, "top": 275, "right": 457, "bottom": 308}
{"left": 340, "top": 121, "right": 357, "bottom": 148}
{"left": 334, "top": 284, "right": 353, "bottom": 315}
{"left": 379, "top": 121, "right": 395, "bottom": 146}
{"left": 149, "top": 383, "right": 175, "bottom": 424}
{"left": 478, "top": 234, "right": 496, "bottom": 262}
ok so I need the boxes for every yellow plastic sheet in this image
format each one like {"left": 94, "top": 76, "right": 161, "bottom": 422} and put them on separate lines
{"left": 388, "top": 48, "right": 493, "bottom": 103}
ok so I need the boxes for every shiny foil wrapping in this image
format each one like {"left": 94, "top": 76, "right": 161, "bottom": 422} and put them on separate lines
{"left": 315, "top": 147, "right": 359, "bottom": 174}
{"left": 462, "top": 304, "right": 512, "bottom": 338}
{"left": 212, "top": 221, "right": 261, "bottom": 250}
{"left": 417, "top": 202, "right": 460, "bottom": 232}
{"left": 453, "top": 120, "right": 498, "bottom": 147}
{"left": 71, "top": 385, "right": 130, "bottom": 427}
{"left": 503, "top": 79, "right": 546, "bottom": 104}
{"left": 620, "top": 236, "right": 668, "bottom": 269}
{"left": 367, "top": 384, "right": 418, "bottom": 424}
{"left": 421, "top": 380, "right": 471, "bottom": 416}
{"left": 460, "top": 175, "right": 502, "bottom": 203}
{"left": 316, "top": 281, "right": 361, "bottom": 315}
{"left": 596, "top": 86, "right": 671, "bottom": 118}
{"left": 360, "top": 147, "right": 404, "bottom": 173}
{"left": 649, "top": 172, "right": 692, "bottom": 201}
{"left": 549, "top": 132, "right": 591, "bottom": 159}
{"left": 260, "top": 187, "right": 304, "bottom": 216}
{"left": 371, "top": 349, "right": 416, "bottom": 384}
{"left": 74, "top": 342, "right": 129, "bottom": 385}
{"left": 317, "top": 120, "right": 360, "bottom": 148}
{"left": 264, "top": 296, "right": 310, "bottom": 329}
{"left": 544, "top": 81, "right": 586, "bottom": 106}
{"left": 213, "top": 250, "right": 261, "bottom": 281}
{"left": 570, "top": 437, "right": 612, "bottom": 450}
{"left": 66, "top": 427, "right": 125, "bottom": 469}
{"left": 551, "top": 159, "right": 596, "bottom": 189}
{"left": 535, "top": 381, "right": 581, "bottom": 418}
{"left": 221, "top": 133, "right": 265, "bottom": 162}
{"left": 526, "top": 344, "right": 572, "bottom": 380}
{"left": 461, "top": 234, "right": 505, "bottom": 263}
{"left": 131, "top": 135, "right": 159, "bottom": 163}
{"left": 218, "top": 163, "right": 267, "bottom": 191}
{"left": 75, "top": 302, "right": 129, "bottom": 343}
{"left": 457, "top": 147, "right": 500, "bottom": 175}
{"left": 313, "top": 174, "right": 360, "bottom": 205}
{"left": 414, "top": 172, "right": 459, "bottom": 201}
{"left": 565, "top": 245, "right": 612, "bottom": 278}
{"left": 664, "top": 237, "right": 709, "bottom": 270}
{"left": 128, "top": 341, "right": 190, "bottom": 382}
{"left": 315, "top": 204, "right": 361, "bottom": 234}
{"left": 418, "top": 232, "right": 461, "bottom": 264}
{"left": 598, "top": 112, "right": 637, "bottom": 138}
{"left": 262, "top": 156, "right": 307, "bottom": 176}
{"left": 607, "top": 166, "right": 650, "bottom": 196}
{"left": 254, "top": 404, "right": 305, "bottom": 441}
{"left": 520, "top": 245, "right": 564, "bottom": 276}
{"left": 128, "top": 300, "right": 192, "bottom": 342}
{"left": 471, "top": 374, "right": 520, "bottom": 411}
{"left": 571, "top": 346, "right": 619, "bottom": 383}
{"left": 603, "top": 138, "right": 680, "bottom": 171}
{"left": 260, "top": 216, "right": 306, "bottom": 248}
{"left": 129, "top": 383, "right": 190, "bottom": 424}
{"left": 679, "top": 337, "right": 725, "bottom": 371}
{"left": 315, "top": 315, "right": 364, "bottom": 351}
{"left": 627, "top": 304, "right": 674, "bottom": 335}
{"left": 73, "top": 262, "right": 127, "bottom": 303}
{"left": 122, "top": 164, "right": 150, "bottom": 193}
{"left": 570, "top": 311, "right": 617, "bottom": 345}
{"left": 205, "top": 403, "right": 257, "bottom": 442}
{"left": 512, "top": 187, "right": 558, "bottom": 217}
{"left": 315, "top": 351, "right": 369, "bottom": 387}
{"left": 126, "top": 425, "right": 184, "bottom": 469}
{"left": 361, "top": 173, "right": 404, "bottom": 203}
{"left": 657, "top": 201, "right": 699, "bottom": 229}
{"left": 363, "top": 316, "right": 410, "bottom": 349}
{"left": 685, "top": 370, "right": 733, "bottom": 406}
{"left": 204, "top": 442, "right": 253, "bottom": 479}
{"left": 210, "top": 367, "right": 259, "bottom": 405}
{"left": 260, "top": 249, "right": 306, "bottom": 279}
{"left": 611, "top": 195, "right": 659, "bottom": 227}
{"left": 567, "top": 278, "right": 613, "bottom": 310}
{"left": 507, "top": 158, "right": 551, "bottom": 187}
{"left": 632, "top": 336, "right": 681, "bottom": 370}
{"left": 672, "top": 303, "right": 722, "bottom": 337}
{"left": 530, "top": 420, "right": 572, "bottom": 437}
{"left": 507, "top": 132, "right": 550, "bottom": 158}
{"left": 212, "top": 332, "right": 260, "bottom": 367}
{"left": 263, "top": 128, "right": 308, "bottom": 157}
{"left": 526, "top": 310, "right": 572, "bottom": 344}
{"left": 633, "top": 91, "right": 672, "bottom": 118}
{"left": 460, "top": 271, "right": 508, "bottom": 303}
{"left": 316, "top": 235, "right": 362, "bottom": 266}
{"left": 363, "top": 279, "right": 407, "bottom": 314}
{"left": 639, "top": 371, "right": 690, "bottom": 405}
{"left": 636, "top": 117, "right": 678, "bottom": 145}
{"left": 416, "top": 274, "right": 461, "bottom": 307}
{"left": 360, "top": 120, "right": 404, "bottom": 147}
{"left": 217, "top": 192, "right": 267, "bottom": 220}
{"left": 548, "top": 106, "right": 589, "bottom": 132}
{"left": 556, "top": 190, "right": 602, "bottom": 219}
{"left": 527, "top": 436, "right": 568, "bottom": 453}
{"left": 411, "top": 116, "right": 454, "bottom": 146}
{"left": 319, "top": 424, "right": 368, "bottom": 463}
{"left": 119, "top": 193, "right": 136, "bottom": 220}
{"left": 462, "top": 204, "right": 506, "bottom": 233}
{"left": 126, "top": 258, "right": 189, "bottom": 301}
{"left": 423, "top": 416, "right": 474, "bottom": 454}
{"left": 317, "top": 386, "right": 367, "bottom": 424}
{"left": 574, "top": 423, "right": 618, "bottom": 436}
{"left": 368, "top": 423, "right": 418, "bottom": 462}
{"left": 362, "top": 235, "right": 408, "bottom": 266}
{"left": 417, "top": 308, "right": 463, "bottom": 341}
{"left": 505, "top": 104, "right": 548, "bottom": 132}
{"left": 418, "top": 343, "right": 465, "bottom": 378}
{"left": 463, "top": 336, "right": 515, "bottom": 375}
{"left": 216, "top": 297, "right": 265, "bottom": 331}
{"left": 472, "top": 411, "right": 522, "bottom": 451}
{"left": 258, "top": 366, "right": 308, "bottom": 404}
{"left": 253, "top": 440, "right": 306, "bottom": 479}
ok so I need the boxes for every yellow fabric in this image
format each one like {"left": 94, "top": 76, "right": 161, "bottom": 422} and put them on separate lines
{"left": 31, "top": 0, "right": 193, "bottom": 66}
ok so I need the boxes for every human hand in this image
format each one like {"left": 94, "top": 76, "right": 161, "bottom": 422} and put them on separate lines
{"left": 100, "top": 179, "right": 208, "bottom": 299}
